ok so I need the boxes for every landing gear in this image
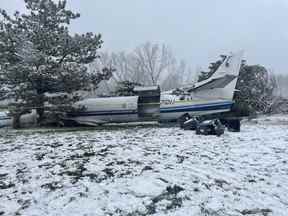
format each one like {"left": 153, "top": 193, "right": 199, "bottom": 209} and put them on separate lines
{"left": 178, "top": 113, "right": 191, "bottom": 129}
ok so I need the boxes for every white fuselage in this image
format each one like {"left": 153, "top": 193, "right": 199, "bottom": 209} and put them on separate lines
{"left": 65, "top": 94, "right": 234, "bottom": 124}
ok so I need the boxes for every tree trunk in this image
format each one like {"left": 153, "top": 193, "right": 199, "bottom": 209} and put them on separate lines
{"left": 36, "top": 107, "right": 45, "bottom": 125}
{"left": 36, "top": 92, "right": 45, "bottom": 125}
{"left": 12, "top": 114, "right": 21, "bottom": 129}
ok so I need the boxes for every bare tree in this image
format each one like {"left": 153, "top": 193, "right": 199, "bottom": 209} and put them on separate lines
{"left": 89, "top": 42, "right": 194, "bottom": 95}
{"left": 110, "top": 52, "right": 142, "bottom": 83}
{"left": 275, "top": 74, "right": 288, "bottom": 98}
{"left": 162, "top": 60, "right": 186, "bottom": 90}
{"left": 87, "top": 52, "right": 114, "bottom": 96}
{"left": 133, "top": 42, "right": 175, "bottom": 85}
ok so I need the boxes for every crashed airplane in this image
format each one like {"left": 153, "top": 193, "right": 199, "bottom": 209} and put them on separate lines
{"left": 0, "top": 50, "right": 243, "bottom": 127}
{"left": 65, "top": 50, "right": 244, "bottom": 125}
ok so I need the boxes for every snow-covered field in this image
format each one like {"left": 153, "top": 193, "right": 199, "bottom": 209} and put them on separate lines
{"left": 1, "top": 116, "right": 288, "bottom": 216}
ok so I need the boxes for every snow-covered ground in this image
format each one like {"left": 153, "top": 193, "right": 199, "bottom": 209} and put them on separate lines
{"left": 1, "top": 115, "right": 288, "bottom": 216}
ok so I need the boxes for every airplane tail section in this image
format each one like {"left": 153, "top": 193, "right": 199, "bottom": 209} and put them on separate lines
{"left": 205, "top": 50, "right": 244, "bottom": 81}
{"left": 190, "top": 50, "right": 244, "bottom": 101}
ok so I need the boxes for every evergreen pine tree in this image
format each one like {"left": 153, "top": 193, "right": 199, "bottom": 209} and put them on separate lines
{"left": 0, "top": 0, "right": 112, "bottom": 127}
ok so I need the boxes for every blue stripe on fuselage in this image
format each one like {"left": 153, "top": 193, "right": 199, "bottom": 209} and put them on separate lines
{"left": 160, "top": 101, "right": 234, "bottom": 113}
{"left": 0, "top": 117, "right": 11, "bottom": 120}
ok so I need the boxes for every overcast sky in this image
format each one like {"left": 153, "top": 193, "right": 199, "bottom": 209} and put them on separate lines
{"left": 1, "top": 0, "right": 288, "bottom": 74}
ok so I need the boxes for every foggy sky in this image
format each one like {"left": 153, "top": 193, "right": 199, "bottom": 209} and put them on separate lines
{"left": 1, "top": 0, "right": 288, "bottom": 74}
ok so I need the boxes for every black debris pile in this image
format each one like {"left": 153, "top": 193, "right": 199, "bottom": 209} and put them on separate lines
{"left": 179, "top": 114, "right": 242, "bottom": 136}
{"left": 196, "top": 119, "right": 225, "bottom": 136}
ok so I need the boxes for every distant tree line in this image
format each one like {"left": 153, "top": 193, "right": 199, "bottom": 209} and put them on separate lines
{"left": 90, "top": 42, "right": 196, "bottom": 96}
{"left": 275, "top": 74, "right": 288, "bottom": 98}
